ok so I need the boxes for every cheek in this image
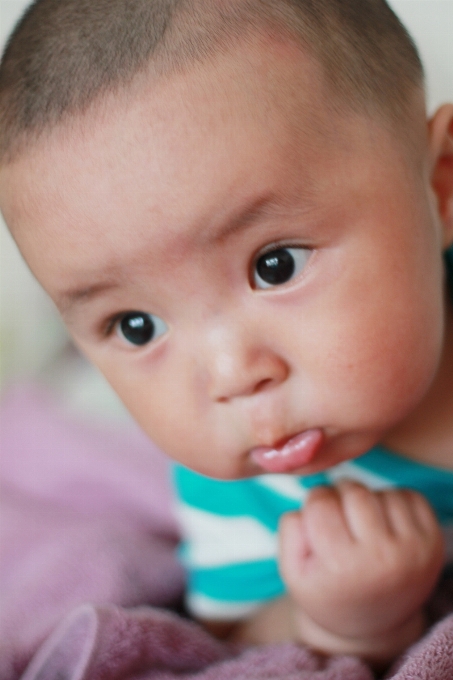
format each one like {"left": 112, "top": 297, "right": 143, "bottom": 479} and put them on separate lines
{"left": 104, "top": 362, "right": 220, "bottom": 469}
{"left": 306, "top": 274, "right": 444, "bottom": 425}
{"left": 80, "top": 343, "right": 240, "bottom": 476}
{"left": 111, "top": 370, "right": 194, "bottom": 446}
{"left": 78, "top": 349, "right": 182, "bottom": 445}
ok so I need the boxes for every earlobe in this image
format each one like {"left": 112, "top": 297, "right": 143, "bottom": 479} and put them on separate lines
{"left": 428, "top": 104, "right": 453, "bottom": 248}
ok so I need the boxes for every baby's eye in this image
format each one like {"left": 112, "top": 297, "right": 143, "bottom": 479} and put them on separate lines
{"left": 253, "top": 247, "right": 311, "bottom": 289}
{"left": 115, "top": 311, "right": 167, "bottom": 346}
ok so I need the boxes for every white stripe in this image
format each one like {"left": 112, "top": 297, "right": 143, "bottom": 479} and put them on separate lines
{"left": 186, "top": 592, "right": 264, "bottom": 620}
{"left": 175, "top": 502, "right": 278, "bottom": 568}
{"left": 326, "top": 460, "right": 395, "bottom": 490}
{"left": 254, "top": 474, "right": 307, "bottom": 502}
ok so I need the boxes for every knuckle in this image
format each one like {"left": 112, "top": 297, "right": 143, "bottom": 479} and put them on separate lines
{"left": 405, "top": 489, "right": 428, "bottom": 509}
{"left": 339, "top": 480, "right": 371, "bottom": 501}
{"left": 339, "top": 479, "right": 366, "bottom": 492}
{"left": 381, "top": 487, "right": 407, "bottom": 503}
{"left": 306, "top": 485, "right": 334, "bottom": 503}
{"left": 305, "top": 486, "right": 337, "bottom": 515}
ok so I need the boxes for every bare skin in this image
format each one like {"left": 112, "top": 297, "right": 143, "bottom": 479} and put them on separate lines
{"left": 1, "top": 34, "right": 453, "bottom": 665}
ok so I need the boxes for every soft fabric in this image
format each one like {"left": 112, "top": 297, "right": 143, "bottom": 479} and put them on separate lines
{"left": 0, "top": 385, "right": 184, "bottom": 680}
{"left": 16, "top": 602, "right": 453, "bottom": 680}
{"left": 3, "top": 382, "right": 453, "bottom": 680}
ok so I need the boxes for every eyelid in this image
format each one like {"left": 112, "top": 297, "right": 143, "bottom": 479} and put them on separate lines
{"left": 101, "top": 310, "right": 168, "bottom": 345}
{"left": 253, "top": 240, "right": 311, "bottom": 264}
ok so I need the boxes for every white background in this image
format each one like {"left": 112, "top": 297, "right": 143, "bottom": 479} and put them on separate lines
{"left": 1, "top": 0, "right": 452, "bottom": 383}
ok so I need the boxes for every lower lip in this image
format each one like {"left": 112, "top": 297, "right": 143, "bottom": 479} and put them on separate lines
{"left": 250, "top": 429, "right": 324, "bottom": 473}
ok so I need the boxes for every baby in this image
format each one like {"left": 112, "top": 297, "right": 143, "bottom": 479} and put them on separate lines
{"left": 1, "top": 0, "right": 453, "bottom": 669}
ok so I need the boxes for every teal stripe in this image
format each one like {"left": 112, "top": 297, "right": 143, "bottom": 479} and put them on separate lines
{"left": 354, "top": 447, "right": 453, "bottom": 524}
{"left": 300, "top": 472, "right": 330, "bottom": 489}
{"left": 175, "top": 447, "right": 453, "bottom": 528}
{"left": 188, "top": 559, "right": 285, "bottom": 602}
{"left": 174, "top": 465, "right": 303, "bottom": 531}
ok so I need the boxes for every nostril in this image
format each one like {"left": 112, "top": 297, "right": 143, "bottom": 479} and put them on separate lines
{"left": 216, "top": 377, "right": 273, "bottom": 402}
{"left": 253, "top": 377, "right": 273, "bottom": 394}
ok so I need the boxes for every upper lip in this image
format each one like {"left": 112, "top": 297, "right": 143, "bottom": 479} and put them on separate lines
{"left": 248, "top": 431, "right": 291, "bottom": 452}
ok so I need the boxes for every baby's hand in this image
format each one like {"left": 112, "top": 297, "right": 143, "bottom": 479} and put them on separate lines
{"left": 279, "top": 481, "right": 444, "bottom": 663}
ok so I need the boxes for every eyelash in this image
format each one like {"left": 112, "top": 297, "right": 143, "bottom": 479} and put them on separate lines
{"left": 103, "top": 312, "right": 123, "bottom": 338}
{"left": 253, "top": 240, "right": 309, "bottom": 263}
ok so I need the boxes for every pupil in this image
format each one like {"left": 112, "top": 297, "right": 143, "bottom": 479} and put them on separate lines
{"left": 256, "top": 248, "right": 295, "bottom": 285}
{"left": 120, "top": 313, "right": 154, "bottom": 345}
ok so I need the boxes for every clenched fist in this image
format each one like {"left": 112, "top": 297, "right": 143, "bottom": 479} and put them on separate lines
{"left": 279, "top": 481, "right": 445, "bottom": 663}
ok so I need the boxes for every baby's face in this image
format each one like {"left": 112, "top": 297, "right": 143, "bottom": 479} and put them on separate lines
{"left": 1, "top": 38, "right": 450, "bottom": 479}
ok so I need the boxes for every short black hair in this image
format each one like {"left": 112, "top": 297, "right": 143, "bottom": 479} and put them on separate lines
{"left": 0, "top": 0, "right": 424, "bottom": 161}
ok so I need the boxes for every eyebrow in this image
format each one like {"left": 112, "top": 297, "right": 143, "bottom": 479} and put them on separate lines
{"left": 57, "top": 194, "right": 292, "bottom": 316}
{"left": 57, "top": 279, "right": 120, "bottom": 316}
{"left": 206, "top": 194, "right": 280, "bottom": 244}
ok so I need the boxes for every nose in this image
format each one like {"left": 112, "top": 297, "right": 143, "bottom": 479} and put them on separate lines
{"left": 203, "top": 324, "right": 289, "bottom": 403}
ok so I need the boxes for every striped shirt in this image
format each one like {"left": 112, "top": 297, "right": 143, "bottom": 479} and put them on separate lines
{"left": 174, "top": 446, "right": 453, "bottom": 620}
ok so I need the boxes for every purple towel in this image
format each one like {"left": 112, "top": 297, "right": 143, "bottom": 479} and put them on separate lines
{"left": 18, "top": 604, "right": 453, "bottom": 680}
{"left": 1, "top": 385, "right": 453, "bottom": 680}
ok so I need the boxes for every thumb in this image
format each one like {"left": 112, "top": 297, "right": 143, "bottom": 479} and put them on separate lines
{"left": 278, "top": 510, "right": 312, "bottom": 590}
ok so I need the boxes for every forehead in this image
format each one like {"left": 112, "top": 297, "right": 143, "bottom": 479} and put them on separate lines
{"left": 0, "top": 35, "right": 405, "bottom": 304}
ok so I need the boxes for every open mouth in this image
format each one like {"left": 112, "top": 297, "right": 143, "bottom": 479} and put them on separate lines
{"left": 249, "top": 428, "right": 324, "bottom": 473}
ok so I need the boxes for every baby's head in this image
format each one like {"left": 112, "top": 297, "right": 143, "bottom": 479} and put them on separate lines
{"left": 1, "top": 0, "right": 452, "bottom": 479}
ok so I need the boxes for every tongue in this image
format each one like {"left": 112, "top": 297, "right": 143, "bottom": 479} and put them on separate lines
{"left": 250, "top": 429, "right": 324, "bottom": 473}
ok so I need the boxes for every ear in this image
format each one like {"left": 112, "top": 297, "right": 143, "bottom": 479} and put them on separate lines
{"left": 428, "top": 104, "right": 453, "bottom": 249}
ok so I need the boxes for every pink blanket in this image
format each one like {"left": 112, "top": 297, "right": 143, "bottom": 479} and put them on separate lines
{"left": 2, "top": 385, "right": 453, "bottom": 680}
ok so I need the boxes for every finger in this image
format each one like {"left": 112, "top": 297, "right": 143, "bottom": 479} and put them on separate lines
{"left": 381, "top": 488, "right": 438, "bottom": 538}
{"left": 379, "top": 488, "right": 416, "bottom": 537}
{"left": 336, "top": 480, "right": 390, "bottom": 541}
{"left": 405, "top": 491, "right": 440, "bottom": 536}
{"left": 303, "top": 485, "right": 354, "bottom": 556}
{"left": 379, "top": 489, "right": 445, "bottom": 575}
